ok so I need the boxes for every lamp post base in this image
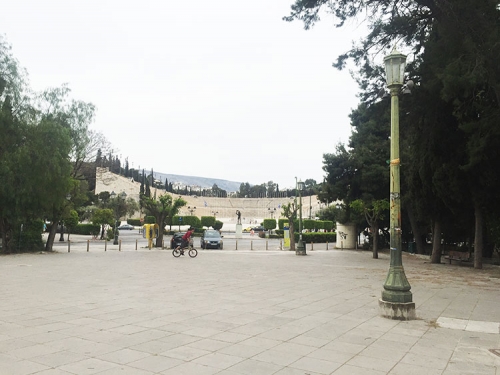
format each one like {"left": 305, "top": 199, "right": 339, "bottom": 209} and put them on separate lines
{"left": 296, "top": 240, "right": 306, "bottom": 256}
{"left": 379, "top": 299, "right": 416, "bottom": 320}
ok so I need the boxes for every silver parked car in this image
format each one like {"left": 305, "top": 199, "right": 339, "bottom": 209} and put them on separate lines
{"left": 200, "top": 230, "right": 223, "bottom": 249}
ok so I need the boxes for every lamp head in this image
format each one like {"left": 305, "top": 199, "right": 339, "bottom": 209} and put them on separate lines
{"left": 384, "top": 46, "right": 407, "bottom": 87}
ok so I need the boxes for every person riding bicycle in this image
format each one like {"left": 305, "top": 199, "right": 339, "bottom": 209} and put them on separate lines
{"left": 177, "top": 227, "right": 195, "bottom": 254}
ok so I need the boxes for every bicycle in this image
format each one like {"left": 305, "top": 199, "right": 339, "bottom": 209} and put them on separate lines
{"left": 172, "top": 243, "right": 198, "bottom": 258}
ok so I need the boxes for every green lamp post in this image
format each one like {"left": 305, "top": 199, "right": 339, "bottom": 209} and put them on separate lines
{"left": 296, "top": 179, "right": 306, "bottom": 256}
{"left": 379, "top": 46, "right": 415, "bottom": 320}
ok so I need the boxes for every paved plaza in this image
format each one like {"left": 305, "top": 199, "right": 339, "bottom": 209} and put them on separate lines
{"left": 0, "top": 239, "right": 499, "bottom": 374}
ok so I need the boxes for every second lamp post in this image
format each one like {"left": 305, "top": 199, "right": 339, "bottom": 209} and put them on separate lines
{"left": 296, "top": 179, "right": 306, "bottom": 256}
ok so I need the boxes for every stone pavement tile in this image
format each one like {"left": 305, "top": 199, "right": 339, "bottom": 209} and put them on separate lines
{"left": 252, "top": 349, "right": 304, "bottom": 366}
{"left": 288, "top": 334, "right": 330, "bottom": 348}
{"left": 452, "top": 346, "right": 500, "bottom": 367}
{"left": 193, "top": 352, "right": 246, "bottom": 369}
{"left": 289, "top": 356, "right": 343, "bottom": 374}
{"left": 217, "top": 342, "right": 266, "bottom": 358}
{"left": 223, "top": 312, "right": 271, "bottom": 326}
{"left": 34, "top": 369, "right": 73, "bottom": 375}
{"left": 30, "top": 350, "right": 88, "bottom": 367}
{"left": 45, "top": 336, "right": 120, "bottom": 356}
{"left": 0, "top": 359, "right": 50, "bottom": 375}
{"left": 211, "top": 331, "right": 251, "bottom": 344}
{"left": 273, "top": 367, "right": 323, "bottom": 375}
{"left": 34, "top": 321, "right": 75, "bottom": 332}
{"left": 158, "top": 322, "right": 194, "bottom": 333}
{"left": 332, "top": 364, "right": 387, "bottom": 375}
{"left": 182, "top": 326, "right": 225, "bottom": 338}
{"left": 23, "top": 331, "right": 69, "bottom": 344}
{"left": 187, "top": 338, "right": 233, "bottom": 352}
{"left": 345, "top": 354, "right": 398, "bottom": 373}
{"left": 51, "top": 324, "right": 100, "bottom": 337}
{"left": 96, "top": 348, "right": 151, "bottom": 364}
{"left": 78, "top": 329, "right": 129, "bottom": 344}
{"left": 357, "top": 316, "right": 401, "bottom": 333}
{"left": 437, "top": 317, "right": 468, "bottom": 330}
{"left": 128, "top": 328, "right": 172, "bottom": 342}
{"left": 380, "top": 331, "right": 421, "bottom": 346}
{"left": 307, "top": 347, "right": 355, "bottom": 364}
{"left": 442, "top": 360, "right": 497, "bottom": 375}
{"left": 466, "top": 320, "right": 500, "bottom": 334}
{"left": 0, "top": 338, "right": 38, "bottom": 352}
{"left": 59, "top": 357, "right": 118, "bottom": 374}
{"left": 2, "top": 326, "right": 46, "bottom": 339}
{"left": 160, "top": 345, "right": 211, "bottom": 361}
{"left": 322, "top": 340, "right": 366, "bottom": 355}
{"left": 226, "top": 358, "right": 284, "bottom": 374}
{"left": 400, "top": 352, "right": 450, "bottom": 370}
{"left": 158, "top": 332, "right": 203, "bottom": 347}
{"left": 130, "top": 339, "right": 180, "bottom": 354}
{"left": 460, "top": 332, "right": 500, "bottom": 348}
{"left": 237, "top": 336, "right": 281, "bottom": 350}
{"left": 409, "top": 340, "right": 454, "bottom": 359}
{"left": 230, "top": 323, "right": 276, "bottom": 336}
{"left": 272, "top": 342, "right": 317, "bottom": 356}
{"left": 0, "top": 322, "right": 24, "bottom": 334}
{"left": 127, "top": 354, "right": 183, "bottom": 372}
{"left": 160, "top": 361, "right": 220, "bottom": 375}
{"left": 6, "top": 343, "right": 62, "bottom": 360}
{"left": 108, "top": 324, "right": 148, "bottom": 335}
{"left": 275, "top": 307, "right": 321, "bottom": 320}
{"left": 389, "top": 362, "right": 444, "bottom": 375}
{"left": 256, "top": 327, "right": 302, "bottom": 342}
{"left": 334, "top": 331, "right": 379, "bottom": 347}
{"left": 95, "top": 365, "right": 154, "bottom": 375}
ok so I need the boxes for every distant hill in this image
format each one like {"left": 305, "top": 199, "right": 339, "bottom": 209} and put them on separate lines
{"left": 153, "top": 172, "right": 242, "bottom": 192}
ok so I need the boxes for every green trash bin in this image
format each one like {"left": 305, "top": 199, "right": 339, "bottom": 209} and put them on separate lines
{"left": 408, "top": 242, "right": 415, "bottom": 254}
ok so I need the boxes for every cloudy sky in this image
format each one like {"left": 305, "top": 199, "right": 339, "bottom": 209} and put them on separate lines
{"left": 2, "top": 0, "right": 366, "bottom": 188}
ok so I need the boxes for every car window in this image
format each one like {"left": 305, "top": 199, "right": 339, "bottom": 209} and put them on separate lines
{"left": 204, "top": 231, "right": 220, "bottom": 238}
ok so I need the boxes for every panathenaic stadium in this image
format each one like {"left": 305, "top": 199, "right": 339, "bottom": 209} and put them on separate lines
{"left": 95, "top": 167, "right": 323, "bottom": 225}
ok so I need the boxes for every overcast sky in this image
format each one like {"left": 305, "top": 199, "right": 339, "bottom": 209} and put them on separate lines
{"left": 2, "top": 0, "right": 365, "bottom": 189}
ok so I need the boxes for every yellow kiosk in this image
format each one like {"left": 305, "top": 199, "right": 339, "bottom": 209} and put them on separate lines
{"left": 143, "top": 223, "right": 159, "bottom": 249}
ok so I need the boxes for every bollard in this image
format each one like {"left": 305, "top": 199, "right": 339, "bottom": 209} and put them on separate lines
{"left": 87, "top": 240, "right": 89, "bottom": 252}
{"left": 235, "top": 240, "right": 238, "bottom": 250}
{"left": 311, "top": 242, "right": 314, "bottom": 251}
{"left": 105, "top": 240, "right": 107, "bottom": 251}
{"left": 326, "top": 241, "right": 329, "bottom": 250}
{"left": 266, "top": 240, "right": 268, "bottom": 251}
{"left": 162, "top": 240, "right": 164, "bottom": 250}
{"left": 341, "top": 241, "right": 343, "bottom": 251}
{"left": 135, "top": 239, "right": 138, "bottom": 250}
{"left": 251, "top": 240, "right": 253, "bottom": 250}
{"left": 119, "top": 239, "right": 122, "bottom": 251}
{"left": 68, "top": 240, "right": 70, "bottom": 253}
{"left": 280, "top": 240, "right": 282, "bottom": 250}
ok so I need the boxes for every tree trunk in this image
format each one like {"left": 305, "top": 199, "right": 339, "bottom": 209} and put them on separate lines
{"left": 156, "top": 225, "right": 164, "bottom": 248}
{"left": 407, "top": 206, "right": 425, "bottom": 254}
{"left": 371, "top": 222, "right": 379, "bottom": 259}
{"left": 289, "top": 221, "right": 296, "bottom": 251}
{"left": 45, "top": 221, "right": 57, "bottom": 251}
{"left": 430, "top": 220, "right": 442, "bottom": 264}
{"left": 474, "top": 202, "right": 483, "bottom": 269}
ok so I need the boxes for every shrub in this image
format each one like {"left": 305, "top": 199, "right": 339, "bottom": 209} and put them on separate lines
{"left": 293, "top": 232, "right": 337, "bottom": 243}
{"left": 72, "top": 224, "right": 100, "bottom": 236}
{"left": 128, "top": 218, "right": 142, "bottom": 226}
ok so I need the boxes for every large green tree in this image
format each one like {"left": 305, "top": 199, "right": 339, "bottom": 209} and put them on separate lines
{"left": 142, "top": 194, "right": 186, "bottom": 247}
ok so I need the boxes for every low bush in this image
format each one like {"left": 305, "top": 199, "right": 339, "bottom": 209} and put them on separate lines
{"left": 71, "top": 224, "right": 100, "bottom": 236}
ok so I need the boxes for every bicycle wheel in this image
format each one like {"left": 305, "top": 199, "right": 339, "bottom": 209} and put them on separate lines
{"left": 188, "top": 248, "right": 198, "bottom": 258}
{"left": 172, "top": 249, "right": 181, "bottom": 257}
